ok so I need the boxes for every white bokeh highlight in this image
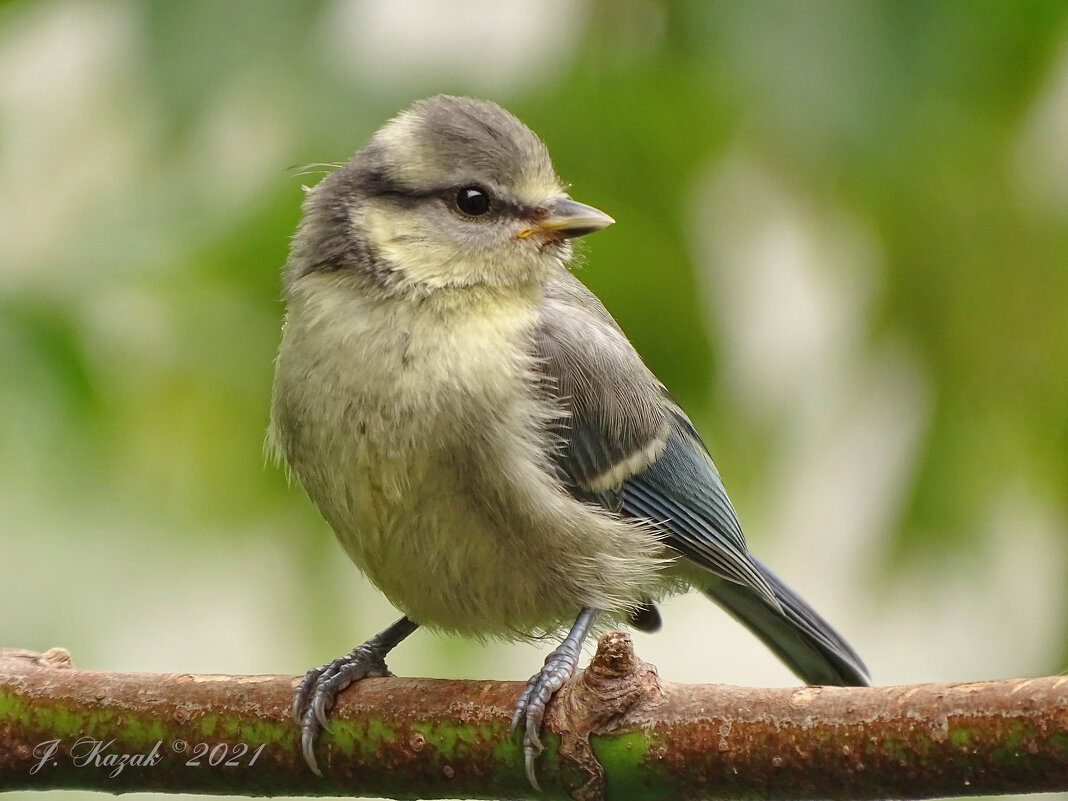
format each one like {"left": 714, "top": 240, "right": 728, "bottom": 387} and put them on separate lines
{"left": 317, "top": 0, "right": 589, "bottom": 97}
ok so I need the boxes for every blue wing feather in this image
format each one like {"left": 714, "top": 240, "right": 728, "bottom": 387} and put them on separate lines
{"left": 532, "top": 271, "right": 870, "bottom": 686}
{"left": 620, "top": 419, "right": 780, "bottom": 606}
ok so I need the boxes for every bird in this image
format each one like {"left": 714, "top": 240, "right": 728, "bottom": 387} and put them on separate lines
{"left": 268, "top": 94, "right": 869, "bottom": 787}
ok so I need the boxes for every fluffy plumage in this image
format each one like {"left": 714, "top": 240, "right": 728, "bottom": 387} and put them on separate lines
{"left": 271, "top": 95, "right": 869, "bottom": 783}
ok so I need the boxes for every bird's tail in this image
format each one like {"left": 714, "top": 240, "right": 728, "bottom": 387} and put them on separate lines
{"left": 702, "top": 557, "right": 870, "bottom": 686}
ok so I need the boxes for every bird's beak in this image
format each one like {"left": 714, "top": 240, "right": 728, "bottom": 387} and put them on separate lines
{"left": 520, "top": 198, "right": 615, "bottom": 240}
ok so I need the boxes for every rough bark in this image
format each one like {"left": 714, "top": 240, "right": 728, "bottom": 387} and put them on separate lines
{"left": 1, "top": 635, "right": 1065, "bottom": 800}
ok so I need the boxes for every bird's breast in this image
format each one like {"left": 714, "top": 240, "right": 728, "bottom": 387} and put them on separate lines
{"left": 273, "top": 276, "right": 586, "bottom": 629}
{"left": 272, "top": 274, "right": 668, "bottom": 636}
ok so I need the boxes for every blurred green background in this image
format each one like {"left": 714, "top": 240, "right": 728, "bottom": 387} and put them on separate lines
{"left": 2, "top": 1, "right": 1066, "bottom": 799}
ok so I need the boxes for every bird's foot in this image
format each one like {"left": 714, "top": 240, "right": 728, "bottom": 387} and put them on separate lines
{"left": 510, "top": 607, "right": 598, "bottom": 789}
{"left": 293, "top": 616, "right": 417, "bottom": 776}
{"left": 293, "top": 645, "right": 391, "bottom": 775}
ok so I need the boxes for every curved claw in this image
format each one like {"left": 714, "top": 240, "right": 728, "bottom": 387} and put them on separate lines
{"left": 509, "top": 674, "right": 538, "bottom": 734}
{"left": 300, "top": 709, "right": 324, "bottom": 778}
{"left": 292, "top": 617, "right": 418, "bottom": 777}
{"left": 292, "top": 667, "right": 323, "bottom": 725}
{"left": 523, "top": 714, "right": 544, "bottom": 790}
{"left": 511, "top": 655, "right": 576, "bottom": 790}
{"left": 510, "top": 607, "right": 599, "bottom": 789}
{"left": 510, "top": 675, "right": 547, "bottom": 789}
{"left": 313, "top": 691, "right": 333, "bottom": 732}
{"left": 294, "top": 651, "right": 387, "bottom": 773}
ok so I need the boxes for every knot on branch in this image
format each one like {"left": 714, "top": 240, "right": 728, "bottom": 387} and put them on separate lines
{"left": 0, "top": 647, "right": 73, "bottom": 671}
{"left": 551, "top": 630, "right": 663, "bottom": 801}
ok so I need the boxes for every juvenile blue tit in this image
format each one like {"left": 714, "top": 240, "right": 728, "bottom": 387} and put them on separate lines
{"left": 269, "top": 95, "right": 869, "bottom": 786}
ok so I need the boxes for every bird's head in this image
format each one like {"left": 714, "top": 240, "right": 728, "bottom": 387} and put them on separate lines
{"left": 286, "top": 95, "right": 614, "bottom": 293}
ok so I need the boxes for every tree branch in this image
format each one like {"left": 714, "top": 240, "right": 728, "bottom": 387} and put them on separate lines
{"left": 1, "top": 635, "right": 1065, "bottom": 800}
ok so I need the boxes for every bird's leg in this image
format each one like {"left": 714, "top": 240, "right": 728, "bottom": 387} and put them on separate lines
{"left": 511, "top": 607, "right": 599, "bottom": 789}
{"left": 293, "top": 616, "right": 418, "bottom": 776}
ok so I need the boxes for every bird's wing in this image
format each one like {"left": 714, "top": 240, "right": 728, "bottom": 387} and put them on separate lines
{"left": 533, "top": 272, "right": 777, "bottom": 604}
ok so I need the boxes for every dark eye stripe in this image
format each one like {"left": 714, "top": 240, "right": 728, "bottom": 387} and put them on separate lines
{"left": 365, "top": 174, "right": 526, "bottom": 220}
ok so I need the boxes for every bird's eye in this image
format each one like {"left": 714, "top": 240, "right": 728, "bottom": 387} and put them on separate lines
{"left": 455, "top": 187, "right": 491, "bottom": 216}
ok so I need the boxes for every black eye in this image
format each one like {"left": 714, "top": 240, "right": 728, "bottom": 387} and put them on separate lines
{"left": 455, "top": 186, "right": 491, "bottom": 216}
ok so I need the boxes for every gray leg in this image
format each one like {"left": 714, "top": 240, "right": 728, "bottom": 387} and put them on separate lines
{"left": 510, "top": 607, "right": 599, "bottom": 789}
{"left": 293, "top": 616, "right": 418, "bottom": 775}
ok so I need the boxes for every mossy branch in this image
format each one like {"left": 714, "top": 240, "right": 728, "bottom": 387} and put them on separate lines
{"left": 1, "top": 635, "right": 1066, "bottom": 800}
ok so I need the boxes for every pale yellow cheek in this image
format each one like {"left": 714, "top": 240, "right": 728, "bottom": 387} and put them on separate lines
{"left": 358, "top": 204, "right": 407, "bottom": 253}
{"left": 356, "top": 205, "right": 459, "bottom": 287}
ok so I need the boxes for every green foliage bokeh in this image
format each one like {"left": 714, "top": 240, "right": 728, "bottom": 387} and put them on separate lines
{"left": 2, "top": 0, "right": 1066, "bottom": 712}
